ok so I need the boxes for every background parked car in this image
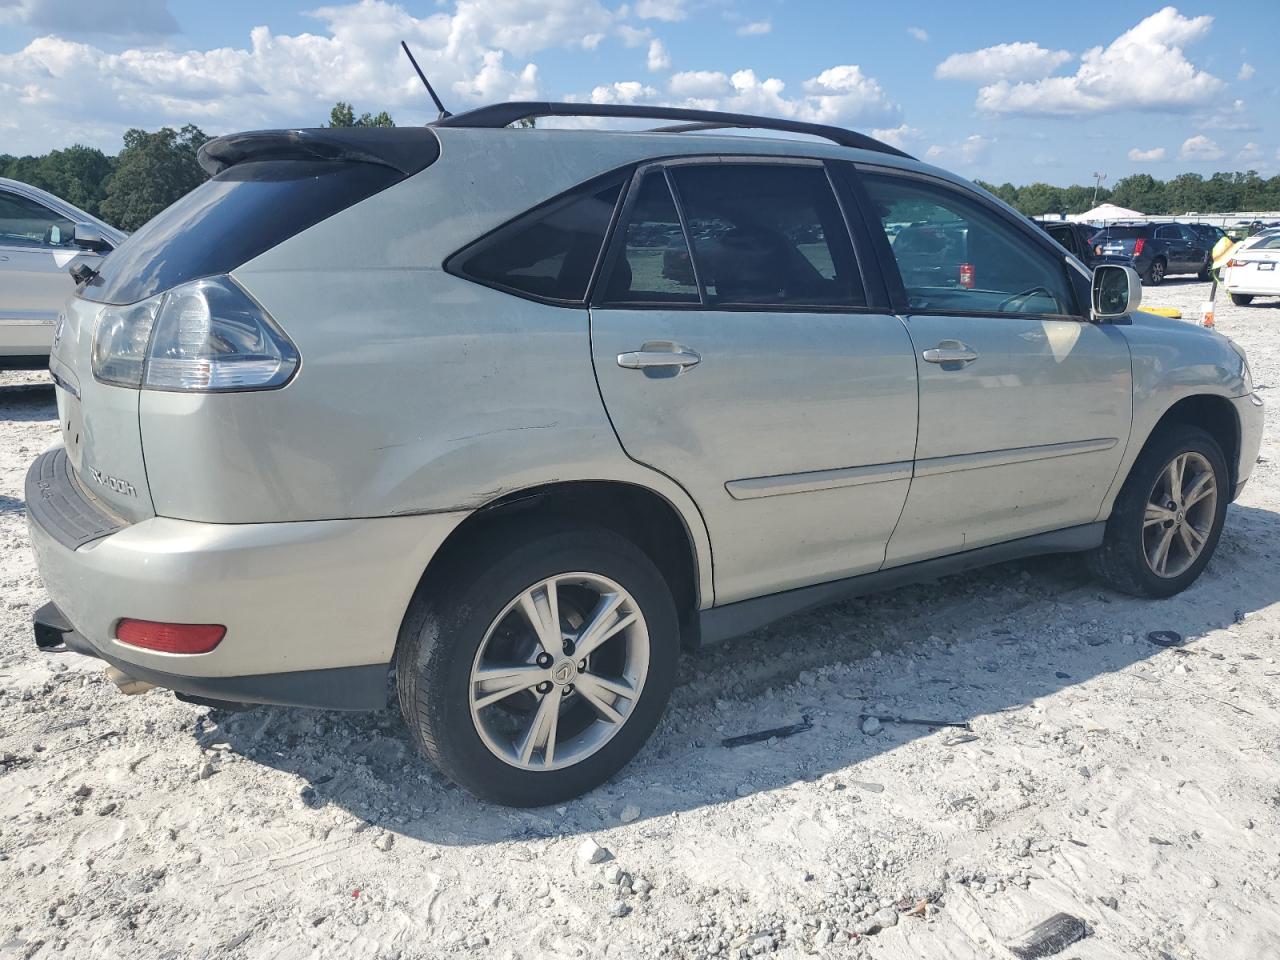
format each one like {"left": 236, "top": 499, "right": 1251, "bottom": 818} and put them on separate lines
{"left": 1091, "top": 222, "right": 1211, "bottom": 285}
{"left": 1221, "top": 228, "right": 1280, "bottom": 306}
{"left": 1037, "top": 220, "right": 1131, "bottom": 269}
{"left": 0, "top": 177, "right": 125, "bottom": 368}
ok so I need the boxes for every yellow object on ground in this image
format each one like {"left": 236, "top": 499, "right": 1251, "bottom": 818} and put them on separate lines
{"left": 1142, "top": 306, "right": 1183, "bottom": 318}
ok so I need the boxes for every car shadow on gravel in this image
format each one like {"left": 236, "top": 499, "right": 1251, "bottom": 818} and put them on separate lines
{"left": 0, "top": 382, "right": 55, "bottom": 421}
{"left": 200, "top": 504, "right": 1280, "bottom": 845}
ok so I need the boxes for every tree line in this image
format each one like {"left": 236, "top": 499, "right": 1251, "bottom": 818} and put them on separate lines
{"left": 6, "top": 102, "right": 1278, "bottom": 231}
{"left": 0, "top": 103, "right": 393, "bottom": 232}
{"left": 976, "top": 171, "right": 1280, "bottom": 219}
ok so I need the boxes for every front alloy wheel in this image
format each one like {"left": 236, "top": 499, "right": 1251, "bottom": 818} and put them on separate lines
{"left": 1142, "top": 451, "right": 1218, "bottom": 578}
{"left": 1088, "top": 426, "right": 1228, "bottom": 598}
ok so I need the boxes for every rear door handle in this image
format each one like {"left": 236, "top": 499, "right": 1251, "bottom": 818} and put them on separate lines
{"left": 617, "top": 342, "right": 701, "bottom": 372}
{"left": 922, "top": 340, "right": 979, "bottom": 364}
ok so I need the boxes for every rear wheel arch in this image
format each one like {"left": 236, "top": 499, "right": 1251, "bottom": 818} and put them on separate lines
{"left": 403, "top": 480, "right": 704, "bottom": 651}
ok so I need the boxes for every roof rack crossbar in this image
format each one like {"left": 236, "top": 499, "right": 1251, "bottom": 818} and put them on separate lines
{"left": 433, "top": 102, "right": 914, "bottom": 160}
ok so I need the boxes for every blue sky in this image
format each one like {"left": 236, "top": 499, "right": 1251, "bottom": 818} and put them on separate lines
{"left": 0, "top": 0, "right": 1275, "bottom": 185}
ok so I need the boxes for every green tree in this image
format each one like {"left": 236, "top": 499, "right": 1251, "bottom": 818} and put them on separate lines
{"left": 325, "top": 101, "right": 395, "bottom": 128}
{"left": 1060, "top": 184, "right": 1106, "bottom": 215}
{"left": 1014, "top": 182, "right": 1064, "bottom": 217}
{"left": 1110, "top": 174, "right": 1166, "bottom": 215}
{"left": 99, "top": 125, "right": 210, "bottom": 231}
{"left": 1164, "top": 173, "right": 1206, "bottom": 214}
{"left": 36, "top": 146, "right": 116, "bottom": 217}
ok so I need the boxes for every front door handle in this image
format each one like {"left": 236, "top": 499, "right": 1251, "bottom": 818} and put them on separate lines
{"left": 922, "top": 340, "right": 979, "bottom": 364}
{"left": 617, "top": 341, "right": 701, "bottom": 373}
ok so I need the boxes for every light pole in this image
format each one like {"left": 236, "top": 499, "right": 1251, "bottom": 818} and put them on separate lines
{"left": 1092, "top": 171, "right": 1107, "bottom": 206}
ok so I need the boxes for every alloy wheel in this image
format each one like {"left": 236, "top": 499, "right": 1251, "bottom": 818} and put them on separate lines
{"left": 1143, "top": 451, "right": 1217, "bottom": 578}
{"left": 468, "top": 573, "right": 649, "bottom": 771}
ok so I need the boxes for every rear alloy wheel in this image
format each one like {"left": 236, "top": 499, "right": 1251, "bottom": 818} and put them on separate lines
{"left": 396, "top": 525, "right": 678, "bottom": 806}
{"left": 1230, "top": 293, "right": 1254, "bottom": 306}
{"left": 1144, "top": 257, "right": 1166, "bottom": 286}
{"left": 1088, "top": 427, "right": 1228, "bottom": 598}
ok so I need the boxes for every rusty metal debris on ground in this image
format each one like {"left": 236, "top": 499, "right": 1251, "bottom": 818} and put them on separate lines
{"left": 1006, "top": 913, "right": 1090, "bottom": 959}
{"left": 722, "top": 715, "right": 813, "bottom": 748}
{"left": 943, "top": 734, "right": 980, "bottom": 746}
{"left": 859, "top": 714, "right": 972, "bottom": 731}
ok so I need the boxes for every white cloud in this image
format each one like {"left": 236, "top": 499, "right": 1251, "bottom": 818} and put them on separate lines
{"left": 737, "top": 20, "right": 771, "bottom": 36}
{"left": 1237, "top": 142, "right": 1263, "bottom": 163}
{"left": 1237, "top": 62, "right": 1255, "bottom": 80}
{"left": 973, "top": 7, "right": 1225, "bottom": 116}
{"left": 907, "top": 27, "right": 929, "bottom": 43}
{"left": 935, "top": 42, "right": 1071, "bottom": 83}
{"left": 664, "top": 63, "right": 899, "bottom": 127}
{"left": 668, "top": 70, "right": 730, "bottom": 98}
{"left": 645, "top": 39, "right": 670, "bottom": 72}
{"left": 872, "top": 123, "right": 922, "bottom": 150}
{"left": 589, "top": 80, "right": 658, "bottom": 104}
{"left": 1128, "top": 146, "right": 1166, "bottom": 162}
{"left": 616, "top": 24, "right": 651, "bottom": 47}
{"left": 1179, "top": 135, "right": 1224, "bottom": 161}
{"left": 633, "top": 0, "right": 686, "bottom": 21}
{"left": 925, "top": 134, "right": 993, "bottom": 167}
{"left": 0, "top": 0, "right": 179, "bottom": 36}
{"left": 0, "top": 0, "right": 635, "bottom": 153}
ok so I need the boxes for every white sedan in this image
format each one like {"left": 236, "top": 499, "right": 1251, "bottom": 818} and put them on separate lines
{"left": 1, "top": 178, "right": 126, "bottom": 368}
{"left": 1222, "top": 229, "right": 1280, "bottom": 306}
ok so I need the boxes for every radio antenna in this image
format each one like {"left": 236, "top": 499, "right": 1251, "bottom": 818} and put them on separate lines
{"left": 400, "top": 41, "right": 451, "bottom": 120}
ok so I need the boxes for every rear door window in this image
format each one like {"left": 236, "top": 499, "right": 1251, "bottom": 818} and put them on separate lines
{"left": 451, "top": 178, "right": 624, "bottom": 303}
{"left": 597, "top": 171, "right": 700, "bottom": 304}
{"left": 669, "top": 163, "right": 863, "bottom": 307}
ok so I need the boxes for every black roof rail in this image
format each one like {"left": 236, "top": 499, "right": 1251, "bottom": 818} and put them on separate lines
{"left": 432, "top": 101, "right": 914, "bottom": 160}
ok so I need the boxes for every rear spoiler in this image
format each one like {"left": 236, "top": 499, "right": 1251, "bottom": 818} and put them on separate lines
{"left": 197, "top": 127, "right": 440, "bottom": 178}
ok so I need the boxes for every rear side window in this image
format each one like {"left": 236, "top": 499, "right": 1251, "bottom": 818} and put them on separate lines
{"left": 670, "top": 164, "right": 863, "bottom": 307}
{"left": 450, "top": 178, "right": 624, "bottom": 303}
{"left": 1094, "top": 226, "right": 1148, "bottom": 240}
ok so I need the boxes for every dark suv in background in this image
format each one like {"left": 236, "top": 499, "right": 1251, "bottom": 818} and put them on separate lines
{"left": 1037, "top": 220, "right": 1128, "bottom": 269}
{"left": 1092, "top": 222, "right": 1211, "bottom": 285}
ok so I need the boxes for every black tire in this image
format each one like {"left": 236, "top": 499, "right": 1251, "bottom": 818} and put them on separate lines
{"left": 1144, "top": 257, "right": 1166, "bottom": 286}
{"left": 1230, "top": 293, "right": 1254, "bottom": 306}
{"left": 1088, "top": 426, "right": 1229, "bottom": 598}
{"left": 395, "top": 523, "right": 679, "bottom": 806}
{"left": 1197, "top": 265, "right": 1211, "bottom": 281}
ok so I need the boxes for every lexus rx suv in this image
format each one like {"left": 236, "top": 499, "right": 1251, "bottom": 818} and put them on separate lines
{"left": 27, "top": 103, "right": 1263, "bottom": 805}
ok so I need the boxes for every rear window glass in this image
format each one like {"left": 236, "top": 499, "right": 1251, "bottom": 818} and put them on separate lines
{"left": 598, "top": 172, "right": 700, "bottom": 304}
{"left": 451, "top": 179, "right": 623, "bottom": 302}
{"left": 1250, "top": 234, "right": 1280, "bottom": 249}
{"left": 1092, "top": 227, "right": 1148, "bottom": 240}
{"left": 82, "top": 160, "right": 404, "bottom": 305}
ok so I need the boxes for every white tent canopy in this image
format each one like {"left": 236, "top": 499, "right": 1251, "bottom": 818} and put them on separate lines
{"left": 1069, "top": 202, "right": 1144, "bottom": 223}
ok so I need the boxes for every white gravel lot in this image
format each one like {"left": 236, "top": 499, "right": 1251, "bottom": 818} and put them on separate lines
{"left": 1, "top": 280, "right": 1277, "bottom": 960}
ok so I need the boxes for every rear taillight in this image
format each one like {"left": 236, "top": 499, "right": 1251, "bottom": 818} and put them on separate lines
{"left": 1226, "top": 259, "right": 1247, "bottom": 268}
{"left": 91, "top": 276, "right": 298, "bottom": 392}
{"left": 959, "top": 263, "right": 975, "bottom": 289}
{"left": 115, "top": 619, "right": 226, "bottom": 654}
{"left": 1133, "top": 238, "right": 1146, "bottom": 256}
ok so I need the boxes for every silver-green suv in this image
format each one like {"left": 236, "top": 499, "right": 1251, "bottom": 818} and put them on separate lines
{"left": 27, "top": 103, "right": 1263, "bottom": 805}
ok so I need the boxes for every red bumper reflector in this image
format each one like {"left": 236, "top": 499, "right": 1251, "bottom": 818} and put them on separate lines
{"left": 115, "top": 619, "right": 226, "bottom": 654}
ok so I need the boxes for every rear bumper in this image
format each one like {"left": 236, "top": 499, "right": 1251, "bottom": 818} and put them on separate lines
{"left": 26, "top": 447, "right": 468, "bottom": 710}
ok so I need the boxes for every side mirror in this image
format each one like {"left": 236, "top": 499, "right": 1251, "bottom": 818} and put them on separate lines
{"left": 72, "top": 223, "right": 111, "bottom": 254}
{"left": 1092, "top": 264, "right": 1142, "bottom": 321}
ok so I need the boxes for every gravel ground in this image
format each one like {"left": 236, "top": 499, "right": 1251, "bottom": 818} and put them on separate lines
{"left": 1, "top": 280, "right": 1277, "bottom": 960}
